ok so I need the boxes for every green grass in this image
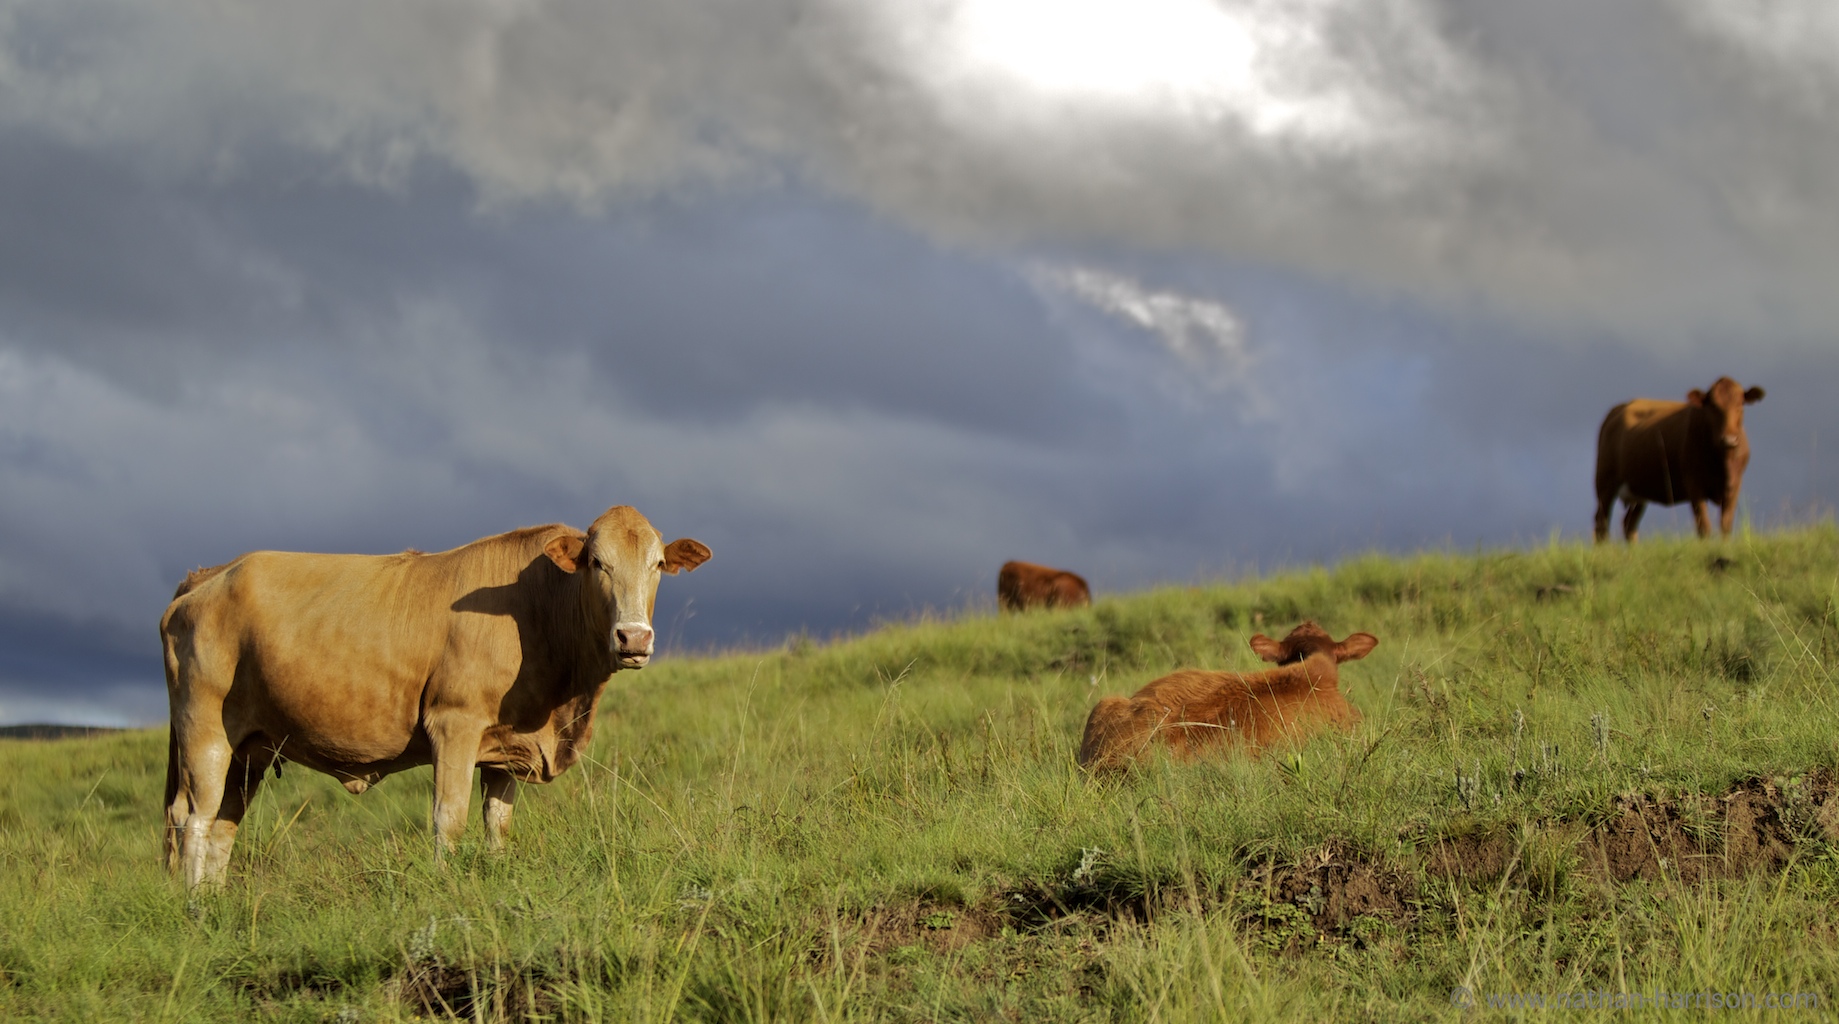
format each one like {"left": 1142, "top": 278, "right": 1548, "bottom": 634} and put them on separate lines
{"left": 5, "top": 527, "right": 1839, "bottom": 1020}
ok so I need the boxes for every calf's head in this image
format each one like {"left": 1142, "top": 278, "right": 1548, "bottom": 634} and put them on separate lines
{"left": 1248, "top": 621, "right": 1378, "bottom": 667}
{"left": 544, "top": 505, "right": 711, "bottom": 669}
{"left": 1688, "top": 377, "right": 1765, "bottom": 454}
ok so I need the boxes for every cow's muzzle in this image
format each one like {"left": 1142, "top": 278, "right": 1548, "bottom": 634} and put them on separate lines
{"left": 614, "top": 622, "right": 655, "bottom": 668}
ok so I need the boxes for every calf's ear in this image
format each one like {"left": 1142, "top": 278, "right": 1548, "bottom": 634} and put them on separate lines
{"left": 1686, "top": 389, "right": 1706, "bottom": 406}
{"left": 662, "top": 538, "right": 712, "bottom": 575}
{"left": 1744, "top": 386, "right": 1765, "bottom": 404}
{"left": 544, "top": 533, "right": 585, "bottom": 573}
{"left": 1334, "top": 633, "right": 1379, "bottom": 662}
{"left": 1249, "top": 634, "right": 1290, "bottom": 663}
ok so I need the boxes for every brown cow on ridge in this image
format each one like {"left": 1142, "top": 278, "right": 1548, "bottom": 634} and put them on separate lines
{"left": 160, "top": 505, "right": 709, "bottom": 889}
{"left": 998, "top": 560, "right": 1091, "bottom": 612}
{"left": 1076, "top": 621, "right": 1376, "bottom": 772}
{"left": 1593, "top": 376, "right": 1765, "bottom": 543}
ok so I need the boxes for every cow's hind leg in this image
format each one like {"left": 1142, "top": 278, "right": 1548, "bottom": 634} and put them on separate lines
{"left": 1078, "top": 698, "right": 1165, "bottom": 772}
{"left": 1593, "top": 486, "right": 1616, "bottom": 544}
{"left": 176, "top": 727, "right": 234, "bottom": 890}
{"left": 1621, "top": 500, "right": 1647, "bottom": 543}
{"left": 480, "top": 767, "right": 518, "bottom": 852}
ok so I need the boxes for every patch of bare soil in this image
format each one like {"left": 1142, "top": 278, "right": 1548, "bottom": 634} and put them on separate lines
{"left": 1421, "top": 771, "right": 1839, "bottom": 889}
{"left": 241, "top": 955, "right": 566, "bottom": 1023}
{"left": 1000, "top": 877, "right": 1156, "bottom": 935}
{"left": 1229, "top": 846, "right": 1419, "bottom": 954}
{"left": 1578, "top": 772, "right": 1838, "bottom": 884}
{"left": 1424, "top": 833, "right": 1517, "bottom": 883}
{"left": 996, "top": 773, "right": 1839, "bottom": 953}
{"left": 1250, "top": 846, "right": 1414, "bottom": 931}
{"left": 986, "top": 844, "right": 1415, "bottom": 956}
{"left": 850, "top": 901, "right": 1004, "bottom": 956}
{"left": 391, "top": 959, "right": 561, "bottom": 1023}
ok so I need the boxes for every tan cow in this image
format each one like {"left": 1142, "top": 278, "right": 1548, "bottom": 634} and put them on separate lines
{"left": 997, "top": 560, "right": 1091, "bottom": 612}
{"left": 1077, "top": 621, "right": 1376, "bottom": 771}
{"left": 1594, "top": 376, "right": 1766, "bottom": 543}
{"left": 159, "top": 505, "right": 709, "bottom": 889}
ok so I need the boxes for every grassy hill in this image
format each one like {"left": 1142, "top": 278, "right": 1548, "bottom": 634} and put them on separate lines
{"left": 4, "top": 526, "right": 1839, "bottom": 1021}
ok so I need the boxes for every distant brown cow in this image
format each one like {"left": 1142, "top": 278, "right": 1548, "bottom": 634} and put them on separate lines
{"left": 1076, "top": 621, "right": 1376, "bottom": 771}
{"left": 160, "top": 505, "right": 709, "bottom": 889}
{"left": 1593, "top": 377, "right": 1766, "bottom": 543}
{"left": 998, "top": 561, "right": 1091, "bottom": 612}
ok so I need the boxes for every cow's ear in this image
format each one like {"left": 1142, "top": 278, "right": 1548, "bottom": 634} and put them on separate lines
{"left": 1686, "top": 389, "right": 1706, "bottom": 406}
{"left": 1334, "top": 633, "right": 1379, "bottom": 662}
{"left": 662, "top": 538, "right": 711, "bottom": 575}
{"left": 1744, "top": 386, "right": 1766, "bottom": 404}
{"left": 1249, "top": 634, "right": 1289, "bottom": 663}
{"left": 544, "top": 533, "right": 585, "bottom": 573}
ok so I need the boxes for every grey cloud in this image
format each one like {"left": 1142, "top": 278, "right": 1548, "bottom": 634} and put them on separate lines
{"left": 1669, "top": 0, "right": 1839, "bottom": 100}
{"left": 9, "top": 0, "right": 1839, "bottom": 342}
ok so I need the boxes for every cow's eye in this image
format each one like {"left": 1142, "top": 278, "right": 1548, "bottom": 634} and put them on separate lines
{"left": 590, "top": 557, "right": 601, "bottom": 570}
{"left": 655, "top": 559, "right": 666, "bottom": 570}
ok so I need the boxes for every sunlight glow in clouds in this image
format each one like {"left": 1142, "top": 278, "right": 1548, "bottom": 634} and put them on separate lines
{"left": 951, "top": 0, "right": 1255, "bottom": 101}
{"left": 919, "top": 0, "right": 1395, "bottom": 146}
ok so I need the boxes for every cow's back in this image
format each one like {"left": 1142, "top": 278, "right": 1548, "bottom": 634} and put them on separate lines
{"left": 999, "top": 560, "right": 1089, "bottom": 611}
{"left": 162, "top": 530, "right": 568, "bottom": 777}
{"left": 1107, "top": 659, "right": 1352, "bottom": 760}
{"left": 1597, "top": 398, "right": 1697, "bottom": 504}
{"left": 1045, "top": 570, "right": 1091, "bottom": 609}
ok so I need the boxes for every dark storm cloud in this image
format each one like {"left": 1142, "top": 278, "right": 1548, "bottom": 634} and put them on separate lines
{"left": 0, "top": 604, "right": 144, "bottom": 690}
{"left": 0, "top": 125, "right": 1100, "bottom": 441}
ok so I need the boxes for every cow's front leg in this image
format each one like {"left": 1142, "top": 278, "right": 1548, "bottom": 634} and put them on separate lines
{"left": 427, "top": 718, "right": 488, "bottom": 854}
{"left": 1691, "top": 498, "right": 1713, "bottom": 538}
{"left": 201, "top": 753, "right": 270, "bottom": 884}
{"left": 480, "top": 767, "right": 518, "bottom": 851}
{"left": 1621, "top": 500, "right": 1647, "bottom": 543}
{"left": 1719, "top": 486, "right": 1742, "bottom": 538}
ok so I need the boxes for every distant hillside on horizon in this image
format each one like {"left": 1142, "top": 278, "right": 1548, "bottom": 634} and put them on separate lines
{"left": 0, "top": 724, "right": 129, "bottom": 741}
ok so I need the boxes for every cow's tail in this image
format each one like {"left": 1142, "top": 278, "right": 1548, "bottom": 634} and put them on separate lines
{"left": 160, "top": 610, "right": 189, "bottom": 874}
{"left": 163, "top": 722, "right": 183, "bottom": 872}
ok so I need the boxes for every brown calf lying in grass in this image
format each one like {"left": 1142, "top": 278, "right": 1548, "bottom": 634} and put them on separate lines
{"left": 1077, "top": 621, "right": 1378, "bottom": 771}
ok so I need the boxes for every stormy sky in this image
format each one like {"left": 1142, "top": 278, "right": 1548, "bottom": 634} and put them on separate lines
{"left": 2, "top": 0, "right": 1835, "bottom": 725}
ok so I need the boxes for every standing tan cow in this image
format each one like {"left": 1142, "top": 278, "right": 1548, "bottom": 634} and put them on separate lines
{"left": 997, "top": 561, "right": 1091, "bottom": 612}
{"left": 1593, "top": 377, "right": 1765, "bottom": 543}
{"left": 1077, "top": 621, "right": 1376, "bottom": 771}
{"left": 160, "top": 505, "right": 709, "bottom": 889}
